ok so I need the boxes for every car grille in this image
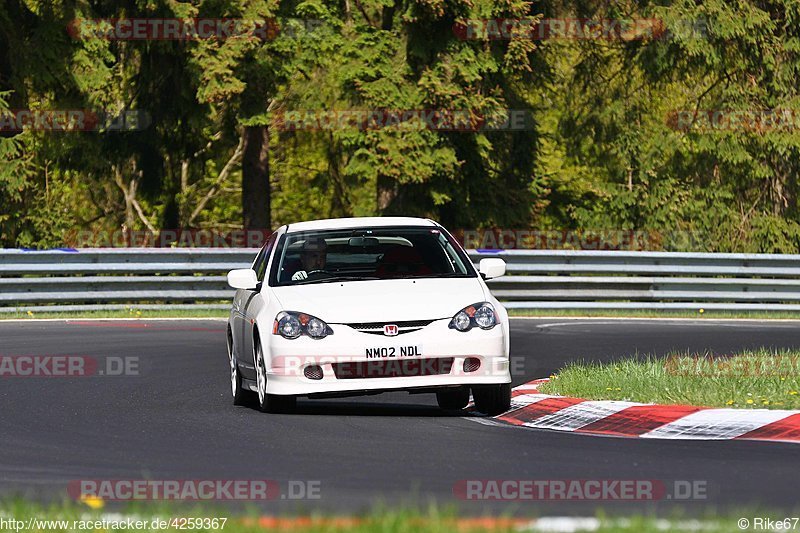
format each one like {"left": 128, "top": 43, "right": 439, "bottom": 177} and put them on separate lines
{"left": 332, "top": 358, "right": 454, "bottom": 379}
{"left": 344, "top": 319, "right": 436, "bottom": 336}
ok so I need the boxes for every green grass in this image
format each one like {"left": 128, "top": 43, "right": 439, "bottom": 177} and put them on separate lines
{"left": 0, "top": 500, "right": 787, "bottom": 532}
{"left": 507, "top": 308, "right": 800, "bottom": 320}
{"left": 0, "top": 308, "right": 228, "bottom": 320}
{"left": 539, "top": 349, "right": 800, "bottom": 409}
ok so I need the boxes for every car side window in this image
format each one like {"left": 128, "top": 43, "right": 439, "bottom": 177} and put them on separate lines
{"left": 251, "top": 247, "right": 267, "bottom": 282}
{"left": 254, "top": 232, "right": 278, "bottom": 282}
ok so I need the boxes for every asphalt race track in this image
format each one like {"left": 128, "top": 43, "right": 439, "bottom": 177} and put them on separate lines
{"left": 1, "top": 318, "right": 800, "bottom": 515}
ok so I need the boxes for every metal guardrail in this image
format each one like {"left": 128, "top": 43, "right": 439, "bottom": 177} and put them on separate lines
{"left": 3, "top": 248, "right": 800, "bottom": 312}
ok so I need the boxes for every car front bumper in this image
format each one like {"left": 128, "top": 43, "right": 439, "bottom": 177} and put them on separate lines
{"left": 261, "top": 318, "right": 510, "bottom": 396}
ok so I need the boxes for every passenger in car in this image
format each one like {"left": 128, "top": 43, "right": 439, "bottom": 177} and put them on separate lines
{"left": 375, "top": 246, "right": 433, "bottom": 278}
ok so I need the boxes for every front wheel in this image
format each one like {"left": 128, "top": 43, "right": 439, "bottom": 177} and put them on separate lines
{"left": 254, "top": 339, "right": 297, "bottom": 413}
{"left": 229, "top": 333, "right": 253, "bottom": 406}
{"left": 436, "top": 386, "right": 470, "bottom": 410}
{"left": 472, "top": 383, "right": 511, "bottom": 416}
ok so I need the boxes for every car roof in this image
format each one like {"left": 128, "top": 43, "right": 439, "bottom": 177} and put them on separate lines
{"left": 285, "top": 217, "right": 437, "bottom": 233}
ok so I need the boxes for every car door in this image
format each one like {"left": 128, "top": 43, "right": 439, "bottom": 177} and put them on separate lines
{"left": 241, "top": 231, "right": 278, "bottom": 379}
{"left": 231, "top": 245, "right": 266, "bottom": 376}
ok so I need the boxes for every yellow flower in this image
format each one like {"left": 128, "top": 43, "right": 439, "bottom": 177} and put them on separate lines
{"left": 79, "top": 495, "right": 104, "bottom": 510}
{"left": 26, "top": 311, "right": 33, "bottom": 317}
{"left": 746, "top": 399, "right": 754, "bottom": 404}
{"left": 699, "top": 308, "right": 704, "bottom": 314}
{"left": 725, "top": 400, "right": 734, "bottom": 405}
{"left": 790, "top": 391, "right": 798, "bottom": 396}
{"left": 762, "top": 400, "right": 770, "bottom": 405}
{"left": 614, "top": 387, "right": 621, "bottom": 391}
{"left": 606, "top": 387, "right": 613, "bottom": 391}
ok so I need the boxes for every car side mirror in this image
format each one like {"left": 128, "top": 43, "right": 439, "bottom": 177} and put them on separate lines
{"left": 478, "top": 258, "right": 506, "bottom": 280}
{"left": 227, "top": 269, "right": 259, "bottom": 290}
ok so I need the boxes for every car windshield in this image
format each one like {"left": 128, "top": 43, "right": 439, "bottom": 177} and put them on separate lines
{"left": 270, "top": 226, "right": 476, "bottom": 286}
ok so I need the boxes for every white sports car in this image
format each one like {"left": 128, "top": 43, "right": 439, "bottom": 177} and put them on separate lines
{"left": 226, "top": 217, "right": 511, "bottom": 414}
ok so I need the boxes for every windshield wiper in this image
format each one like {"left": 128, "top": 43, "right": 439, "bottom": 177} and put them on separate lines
{"left": 316, "top": 276, "right": 380, "bottom": 283}
{"left": 292, "top": 276, "right": 379, "bottom": 285}
{"left": 427, "top": 273, "right": 469, "bottom": 278}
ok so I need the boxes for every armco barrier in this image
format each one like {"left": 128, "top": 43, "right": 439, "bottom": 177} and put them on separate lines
{"left": 2, "top": 248, "right": 800, "bottom": 312}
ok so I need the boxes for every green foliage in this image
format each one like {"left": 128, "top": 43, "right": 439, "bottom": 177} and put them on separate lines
{"left": 0, "top": 91, "right": 76, "bottom": 247}
{"left": 2, "top": 0, "right": 800, "bottom": 251}
{"left": 541, "top": 349, "right": 800, "bottom": 410}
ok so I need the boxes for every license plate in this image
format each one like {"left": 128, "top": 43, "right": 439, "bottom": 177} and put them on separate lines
{"left": 364, "top": 345, "right": 423, "bottom": 358}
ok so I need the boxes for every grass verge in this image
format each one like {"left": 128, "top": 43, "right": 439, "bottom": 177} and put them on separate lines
{"left": 539, "top": 349, "right": 800, "bottom": 410}
{"left": 0, "top": 500, "right": 785, "bottom": 532}
{"left": 0, "top": 309, "right": 228, "bottom": 320}
{"left": 507, "top": 308, "right": 800, "bottom": 320}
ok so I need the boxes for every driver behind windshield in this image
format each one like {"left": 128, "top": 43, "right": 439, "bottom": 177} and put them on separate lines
{"left": 291, "top": 237, "right": 328, "bottom": 281}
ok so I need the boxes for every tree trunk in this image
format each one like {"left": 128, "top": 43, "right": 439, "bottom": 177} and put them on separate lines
{"left": 327, "top": 133, "right": 352, "bottom": 217}
{"left": 376, "top": 175, "right": 398, "bottom": 214}
{"left": 242, "top": 126, "right": 271, "bottom": 230}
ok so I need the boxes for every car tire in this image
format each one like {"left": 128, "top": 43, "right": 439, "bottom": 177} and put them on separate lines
{"left": 254, "top": 338, "right": 297, "bottom": 413}
{"left": 472, "top": 383, "right": 511, "bottom": 416}
{"left": 229, "top": 331, "right": 253, "bottom": 406}
{"left": 436, "top": 386, "right": 470, "bottom": 410}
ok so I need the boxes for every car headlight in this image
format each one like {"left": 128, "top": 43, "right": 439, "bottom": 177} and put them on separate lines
{"left": 273, "top": 311, "right": 333, "bottom": 339}
{"left": 448, "top": 302, "right": 498, "bottom": 331}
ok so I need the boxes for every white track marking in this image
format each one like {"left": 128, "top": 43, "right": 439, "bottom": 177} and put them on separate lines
{"left": 640, "top": 408, "right": 795, "bottom": 440}
{"left": 523, "top": 400, "right": 641, "bottom": 431}
{"left": 507, "top": 393, "right": 558, "bottom": 411}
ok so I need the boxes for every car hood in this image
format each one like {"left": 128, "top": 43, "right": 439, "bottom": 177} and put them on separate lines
{"left": 270, "top": 277, "right": 486, "bottom": 323}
